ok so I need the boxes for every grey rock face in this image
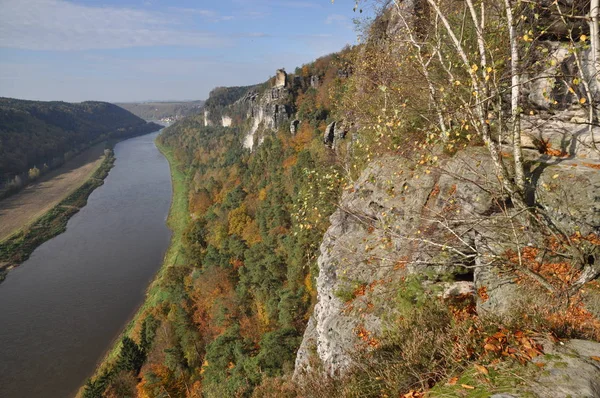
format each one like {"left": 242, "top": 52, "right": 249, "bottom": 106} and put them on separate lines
{"left": 290, "top": 119, "right": 300, "bottom": 135}
{"left": 275, "top": 69, "right": 287, "bottom": 88}
{"left": 323, "top": 121, "right": 349, "bottom": 148}
{"left": 243, "top": 86, "right": 291, "bottom": 150}
{"left": 294, "top": 147, "right": 600, "bottom": 377}
{"left": 310, "top": 75, "right": 320, "bottom": 88}
{"left": 524, "top": 41, "right": 599, "bottom": 111}
{"left": 323, "top": 122, "right": 336, "bottom": 146}
{"left": 520, "top": 112, "right": 600, "bottom": 160}
{"left": 529, "top": 339, "right": 600, "bottom": 398}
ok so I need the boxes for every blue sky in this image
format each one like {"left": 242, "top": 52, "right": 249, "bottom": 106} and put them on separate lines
{"left": 0, "top": 0, "right": 367, "bottom": 102}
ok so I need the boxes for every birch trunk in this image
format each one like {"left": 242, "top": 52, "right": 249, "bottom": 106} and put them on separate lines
{"left": 504, "top": 0, "right": 526, "bottom": 194}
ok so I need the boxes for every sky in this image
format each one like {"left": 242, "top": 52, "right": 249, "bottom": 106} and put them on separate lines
{"left": 0, "top": 0, "right": 368, "bottom": 102}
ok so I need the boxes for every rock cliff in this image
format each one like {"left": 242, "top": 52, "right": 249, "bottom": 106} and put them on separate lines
{"left": 294, "top": 4, "right": 600, "bottom": 386}
{"left": 295, "top": 142, "right": 600, "bottom": 378}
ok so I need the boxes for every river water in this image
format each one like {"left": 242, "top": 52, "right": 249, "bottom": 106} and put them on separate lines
{"left": 0, "top": 131, "right": 173, "bottom": 398}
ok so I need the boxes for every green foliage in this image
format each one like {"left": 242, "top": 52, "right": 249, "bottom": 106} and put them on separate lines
{"left": 0, "top": 97, "right": 160, "bottom": 197}
{"left": 116, "top": 337, "right": 146, "bottom": 373}
{"left": 115, "top": 100, "right": 204, "bottom": 120}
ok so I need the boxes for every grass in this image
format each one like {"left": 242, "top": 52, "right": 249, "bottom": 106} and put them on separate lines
{"left": 428, "top": 362, "right": 539, "bottom": 398}
{"left": 78, "top": 136, "right": 190, "bottom": 396}
{"left": 0, "top": 150, "right": 115, "bottom": 282}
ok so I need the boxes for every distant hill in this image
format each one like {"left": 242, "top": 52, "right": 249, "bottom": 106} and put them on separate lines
{"left": 114, "top": 100, "right": 204, "bottom": 122}
{"left": 0, "top": 97, "right": 161, "bottom": 194}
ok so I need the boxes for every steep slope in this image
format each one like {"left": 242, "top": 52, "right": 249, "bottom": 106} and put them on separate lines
{"left": 81, "top": 54, "right": 352, "bottom": 397}
{"left": 0, "top": 98, "right": 161, "bottom": 196}
{"left": 82, "top": 1, "right": 600, "bottom": 397}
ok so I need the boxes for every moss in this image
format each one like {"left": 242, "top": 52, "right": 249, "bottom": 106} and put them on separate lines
{"left": 334, "top": 280, "right": 367, "bottom": 303}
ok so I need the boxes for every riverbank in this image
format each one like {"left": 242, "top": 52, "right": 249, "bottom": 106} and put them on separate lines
{"left": 0, "top": 144, "right": 107, "bottom": 242}
{"left": 0, "top": 149, "right": 116, "bottom": 282}
{"left": 78, "top": 136, "right": 190, "bottom": 397}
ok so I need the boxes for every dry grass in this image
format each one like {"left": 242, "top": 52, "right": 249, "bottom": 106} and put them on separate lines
{"left": 0, "top": 144, "right": 106, "bottom": 242}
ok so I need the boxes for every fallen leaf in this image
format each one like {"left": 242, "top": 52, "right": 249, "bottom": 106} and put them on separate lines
{"left": 484, "top": 343, "right": 499, "bottom": 351}
{"left": 591, "top": 356, "right": 600, "bottom": 361}
{"left": 447, "top": 377, "right": 459, "bottom": 386}
{"left": 461, "top": 384, "right": 475, "bottom": 390}
{"left": 474, "top": 364, "right": 489, "bottom": 375}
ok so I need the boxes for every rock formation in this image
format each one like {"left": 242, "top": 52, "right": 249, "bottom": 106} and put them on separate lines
{"left": 290, "top": 119, "right": 300, "bottom": 135}
{"left": 275, "top": 69, "right": 287, "bottom": 88}
{"left": 295, "top": 144, "right": 600, "bottom": 377}
{"left": 203, "top": 110, "right": 209, "bottom": 127}
{"left": 310, "top": 75, "right": 320, "bottom": 88}
{"left": 242, "top": 83, "right": 291, "bottom": 150}
{"left": 221, "top": 116, "right": 232, "bottom": 127}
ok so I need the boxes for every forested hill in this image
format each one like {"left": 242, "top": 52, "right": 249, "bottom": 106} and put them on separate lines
{"left": 0, "top": 97, "right": 161, "bottom": 194}
{"left": 114, "top": 101, "right": 204, "bottom": 122}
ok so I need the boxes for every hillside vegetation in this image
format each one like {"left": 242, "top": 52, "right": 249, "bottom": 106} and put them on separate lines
{"left": 115, "top": 101, "right": 204, "bottom": 122}
{"left": 84, "top": 1, "right": 600, "bottom": 397}
{"left": 0, "top": 98, "right": 161, "bottom": 197}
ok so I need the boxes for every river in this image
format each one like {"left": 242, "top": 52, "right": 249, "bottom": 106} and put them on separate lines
{"left": 0, "top": 131, "right": 173, "bottom": 398}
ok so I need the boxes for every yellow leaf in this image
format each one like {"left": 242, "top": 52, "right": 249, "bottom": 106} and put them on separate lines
{"left": 461, "top": 384, "right": 475, "bottom": 390}
{"left": 580, "top": 97, "right": 587, "bottom": 104}
{"left": 581, "top": 34, "right": 588, "bottom": 41}
{"left": 552, "top": 174, "right": 559, "bottom": 179}
{"left": 474, "top": 364, "right": 489, "bottom": 375}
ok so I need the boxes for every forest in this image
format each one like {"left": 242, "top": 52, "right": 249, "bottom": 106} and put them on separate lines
{"left": 0, "top": 98, "right": 160, "bottom": 196}
{"left": 115, "top": 101, "right": 204, "bottom": 122}
{"left": 84, "top": 0, "right": 600, "bottom": 397}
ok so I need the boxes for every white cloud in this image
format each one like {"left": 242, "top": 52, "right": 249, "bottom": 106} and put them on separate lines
{"left": 325, "top": 13, "right": 353, "bottom": 29}
{"left": 167, "top": 7, "right": 235, "bottom": 22}
{"left": 325, "top": 14, "right": 347, "bottom": 24}
{"left": 0, "top": 0, "right": 230, "bottom": 51}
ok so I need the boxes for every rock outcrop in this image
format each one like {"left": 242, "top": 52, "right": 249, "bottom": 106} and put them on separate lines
{"left": 290, "top": 119, "right": 300, "bottom": 135}
{"left": 203, "top": 110, "right": 212, "bottom": 127}
{"left": 528, "top": 339, "right": 600, "bottom": 398}
{"left": 323, "top": 121, "right": 349, "bottom": 148}
{"left": 310, "top": 75, "right": 320, "bottom": 88}
{"left": 242, "top": 86, "right": 291, "bottom": 150}
{"left": 525, "top": 42, "right": 600, "bottom": 110}
{"left": 294, "top": 146, "right": 600, "bottom": 377}
{"left": 275, "top": 69, "right": 287, "bottom": 88}
{"left": 221, "top": 116, "right": 232, "bottom": 127}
